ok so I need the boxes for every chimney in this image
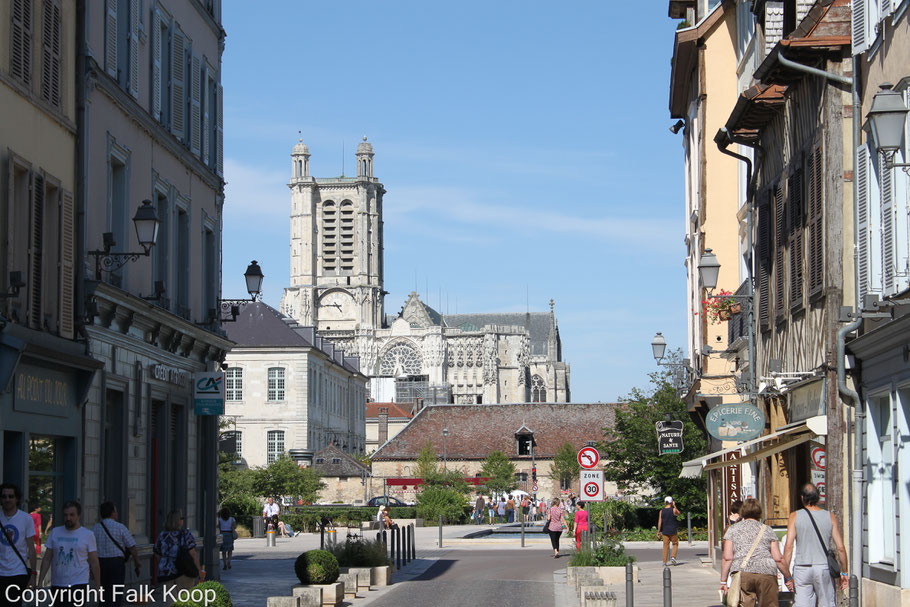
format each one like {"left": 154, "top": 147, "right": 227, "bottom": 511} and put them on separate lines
{"left": 378, "top": 407, "right": 389, "bottom": 445}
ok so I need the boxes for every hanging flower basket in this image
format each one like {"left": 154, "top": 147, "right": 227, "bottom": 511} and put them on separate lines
{"left": 718, "top": 309, "right": 733, "bottom": 321}
{"left": 702, "top": 290, "right": 738, "bottom": 324}
{"left": 728, "top": 302, "right": 742, "bottom": 315}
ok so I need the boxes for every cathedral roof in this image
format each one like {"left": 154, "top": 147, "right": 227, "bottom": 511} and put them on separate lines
{"left": 443, "top": 312, "right": 552, "bottom": 356}
{"left": 372, "top": 403, "right": 616, "bottom": 460}
{"left": 356, "top": 136, "right": 373, "bottom": 154}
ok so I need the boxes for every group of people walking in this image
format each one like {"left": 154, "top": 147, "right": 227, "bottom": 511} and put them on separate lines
{"left": 720, "top": 483, "right": 848, "bottom": 607}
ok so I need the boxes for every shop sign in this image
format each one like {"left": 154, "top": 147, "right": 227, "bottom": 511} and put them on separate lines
{"left": 723, "top": 451, "right": 741, "bottom": 522}
{"left": 193, "top": 372, "right": 224, "bottom": 415}
{"left": 656, "top": 421, "right": 684, "bottom": 455}
{"left": 13, "top": 363, "right": 77, "bottom": 416}
{"left": 150, "top": 364, "right": 190, "bottom": 387}
{"left": 789, "top": 378, "right": 825, "bottom": 423}
{"left": 706, "top": 402, "right": 765, "bottom": 442}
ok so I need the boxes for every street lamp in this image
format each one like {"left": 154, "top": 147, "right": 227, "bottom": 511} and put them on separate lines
{"left": 651, "top": 332, "right": 668, "bottom": 362}
{"left": 698, "top": 248, "right": 721, "bottom": 291}
{"left": 866, "top": 83, "right": 910, "bottom": 172}
{"left": 89, "top": 200, "right": 161, "bottom": 279}
{"left": 217, "top": 261, "right": 264, "bottom": 322}
{"left": 442, "top": 427, "right": 449, "bottom": 471}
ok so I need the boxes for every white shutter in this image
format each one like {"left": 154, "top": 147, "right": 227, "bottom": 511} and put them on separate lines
{"left": 170, "top": 25, "right": 185, "bottom": 139}
{"left": 191, "top": 55, "right": 201, "bottom": 156}
{"left": 216, "top": 82, "right": 223, "bottom": 177}
{"left": 105, "top": 0, "right": 118, "bottom": 77}
{"left": 857, "top": 145, "right": 871, "bottom": 297}
{"left": 852, "top": 0, "right": 867, "bottom": 54}
{"left": 899, "top": 85, "right": 910, "bottom": 294}
{"left": 128, "top": 0, "right": 140, "bottom": 97}
{"left": 151, "top": 9, "right": 161, "bottom": 120}
{"left": 869, "top": 146, "right": 883, "bottom": 294}
{"left": 880, "top": 0, "right": 893, "bottom": 18}
{"left": 880, "top": 152, "right": 895, "bottom": 295}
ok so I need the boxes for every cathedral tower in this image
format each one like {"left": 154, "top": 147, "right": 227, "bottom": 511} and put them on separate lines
{"left": 281, "top": 136, "right": 385, "bottom": 333}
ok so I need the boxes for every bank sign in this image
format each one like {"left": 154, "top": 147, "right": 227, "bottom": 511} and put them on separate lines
{"left": 706, "top": 402, "right": 765, "bottom": 442}
{"left": 193, "top": 372, "right": 224, "bottom": 415}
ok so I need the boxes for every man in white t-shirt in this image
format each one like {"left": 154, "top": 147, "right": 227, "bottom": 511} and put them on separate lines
{"left": 38, "top": 501, "right": 101, "bottom": 607}
{"left": 0, "top": 483, "right": 37, "bottom": 607}
{"left": 262, "top": 498, "right": 280, "bottom": 530}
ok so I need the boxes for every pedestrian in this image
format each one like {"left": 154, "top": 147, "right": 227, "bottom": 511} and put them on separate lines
{"left": 720, "top": 498, "right": 793, "bottom": 607}
{"left": 782, "top": 484, "right": 849, "bottom": 607}
{"left": 545, "top": 497, "right": 566, "bottom": 558}
{"left": 474, "top": 495, "right": 485, "bottom": 525}
{"left": 0, "top": 483, "right": 37, "bottom": 607}
{"left": 28, "top": 505, "right": 42, "bottom": 557}
{"left": 38, "top": 500, "right": 101, "bottom": 607}
{"left": 93, "top": 501, "right": 141, "bottom": 607}
{"left": 262, "top": 497, "right": 280, "bottom": 532}
{"left": 487, "top": 497, "right": 495, "bottom": 525}
{"left": 574, "top": 501, "right": 589, "bottom": 552}
{"left": 729, "top": 500, "right": 743, "bottom": 526}
{"left": 658, "top": 496, "right": 681, "bottom": 566}
{"left": 217, "top": 507, "right": 236, "bottom": 570}
{"left": 521, "top": 496, "right": 530, "bottom": 522}
{"left": 381, "top": 506, "right": 398, "bottom": 530}
{"left": 497, "top": 498, "right": 506, "bottom": 524}
{"left": 506, "top": 495, "right": 515, "bottom": 523}
{"left": 153, "top": 510, "right": 200, "bottom": 607}
{"left": 531, "top": 499, "right": 538, "bottom": 522}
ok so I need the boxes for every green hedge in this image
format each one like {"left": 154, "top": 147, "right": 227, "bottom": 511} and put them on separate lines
{"left": 281, "top": 506, "right": 418, "bottom": 533}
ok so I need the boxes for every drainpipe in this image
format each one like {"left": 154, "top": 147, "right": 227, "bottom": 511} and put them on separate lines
{"left": 75, "top": 0, "right": 89, "bottom": 351}
{"left": 776, "top": 53, "right": 853, "bottom": 87}
{"left": 838, "top": 316, "right": 863, "bottom": 594}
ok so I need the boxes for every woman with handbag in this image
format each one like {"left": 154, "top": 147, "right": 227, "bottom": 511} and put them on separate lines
{"left": 545, "top": 497, "right": 566, "bottom": 558}
{"left": 153, "top": 510, "right": 200, "bottom": 606}
{"left": 217, "top": 507, "right": 237, "bottom": 570}
{"left": 720, "top": 498, "right": 793, "bottom": 607}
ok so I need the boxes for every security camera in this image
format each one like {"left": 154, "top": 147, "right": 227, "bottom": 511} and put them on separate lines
{"left": 669, "top": 120, "right": 685, "bottom": 134}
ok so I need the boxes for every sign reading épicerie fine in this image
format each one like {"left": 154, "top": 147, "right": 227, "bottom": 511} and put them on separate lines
{"left": 706, "top": 402, "right": 765, "bottom": 442}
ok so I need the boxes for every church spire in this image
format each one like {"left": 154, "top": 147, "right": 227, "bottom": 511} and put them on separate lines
{"left": 356, "top": 136, "right": 374, "bottom": 179}
{"left": 291, "top": 132, "right": 310, "bottom": 179}
{"left": 547, "top": 299, "right": 558, "bottom": 362}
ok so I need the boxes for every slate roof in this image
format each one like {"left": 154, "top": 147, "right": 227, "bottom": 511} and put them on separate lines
{"left": 443, "top": 312, "right": 553, "bottom": 356}
{"left": 366, "top": 402, "right": 415, "bottom": 420}
{"left": 223, "top": 301, "right": 313, "bottom": 348}
{"left": 372, "top": 403, "right": 616, "bottom": 460}
{"left": 312, "top": 444, "right": 370, "bottom": 478}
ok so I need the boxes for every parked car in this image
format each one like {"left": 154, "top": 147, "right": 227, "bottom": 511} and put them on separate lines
{"left": 367, "top": 495, "right": 409, "bottom": 507}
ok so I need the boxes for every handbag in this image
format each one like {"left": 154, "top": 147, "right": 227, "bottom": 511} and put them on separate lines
{"left": 173, "top": 532, "right": 199, "bottom": 578}
{"left": 231, "top": 529, "right": 239, "bottom": 540}
{"left": 99, "top": 520, "right": 132, "bottom": 563}
{"left": 804, "top": 509, "right": 842, "bottom": 579}
{"left": 726, "top": 524, "right": 767, "bottom": 607}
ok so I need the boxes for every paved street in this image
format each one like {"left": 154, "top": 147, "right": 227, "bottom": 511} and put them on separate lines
{"left": 218, "top": 525, "right": 725, "bottom": 607}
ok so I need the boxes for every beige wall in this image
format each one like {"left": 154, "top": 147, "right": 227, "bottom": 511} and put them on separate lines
{"left": 365, "top": 418, "right": 410, "bottom": 452}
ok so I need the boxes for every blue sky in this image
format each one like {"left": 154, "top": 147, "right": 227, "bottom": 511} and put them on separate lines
{"left": 221, "top": 1, "right": 687, "bottom": 403}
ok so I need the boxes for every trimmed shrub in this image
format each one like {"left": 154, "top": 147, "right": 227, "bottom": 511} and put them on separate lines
{"left": 294, "top": 549, "right": 340, "bottom": 585}
{"left": 171, "top": 580, "right": 232, "bottom": 607}
{"left": 328, "top": 538, "right": 390, "bottom": 568}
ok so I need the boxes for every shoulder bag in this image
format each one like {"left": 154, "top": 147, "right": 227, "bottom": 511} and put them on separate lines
{"left": 99, "top": 520, "right": 131, "bottom": 563}
{"left": 726, "top": 524, "right": 767, "bottom": 607}
{"left": 174, "top": 531, "right": 199, "bottom": 578}
{"left": 2, "top": 517, "right": 33, "bottom": 576}
{"left": 804, "top": 509, "right": 841, "bottom": 579}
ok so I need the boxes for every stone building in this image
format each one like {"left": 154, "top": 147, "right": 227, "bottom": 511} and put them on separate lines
{"left": 370, "top": 403, "right": 617, "bottom": 503}
{"left": 365, "top": 401, "right": 416, "bottom": 453}
{"left": 311, "top": 444, "right": 372, "bottom": 505}
{"left": 279, "top": 139, "right": 570, "bottom": 404}
{"left": 222, "top": 301, "right": 368, "bottom": 467}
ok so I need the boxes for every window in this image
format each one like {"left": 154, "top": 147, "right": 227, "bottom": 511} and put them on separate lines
{"left": 788, "top": 168, "right": 804, "bottom": 308}
{"left": 153, "top": 191, "right": 169, "bottom": 297}
{"left": 175, "top": 205, "right": 189, "bottom": 317}
{"left": 40, "top": 0, "right": 62, "bottom": 107}
{"left": 225, "top": 368, "right": 242, "bottom": 401}
{"left": 867, "top": 394, "right": 895, "bottom": 564}
{"left": 322, "top": 201, "right": 336, "bottom": 273}
{"left": 202, "top": 224, "right": 216, "bottom": 316}
{"left": 331, "top": 458, "right": 341, "bottom": 464}
{"left": 268, "top": 367, "right": 285, "bottom": 401}
{"left": 773, "top": 182, "right": 787, "bottom": 318}
{"left": 531, "top": 375, "right": 546, "bottom": 403}
{"left": 104, "top": 0, "right": 140, "bottom": 96}
{"left": 315, "top": 458, "right": 324, "bottom": 464}
{"left": 221, "top": 430, "right": 241, "bottom": 462}
{"left": 807, "top": 146, "right": 825, "bottom": 295}
{"left": 380, "top": 344, "right": 422, "bottom": 376}
{"left": 757, "top": 195, "right": 772, "bottom": 329}
{"left": 515, "top": 472, "right": 528, "bottom": 483}
{"left": 10, "top": 0, "right": 32, "bottom": 86}
{"left": 267, "top": 430, "right": 284, "bottom": 465}
{"left": 516, "top": 435, "right": 532, "bottom": 456}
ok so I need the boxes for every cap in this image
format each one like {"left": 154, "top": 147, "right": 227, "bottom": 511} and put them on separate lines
{"left": 665, "top": 496, "right": 673, "bottom": 503}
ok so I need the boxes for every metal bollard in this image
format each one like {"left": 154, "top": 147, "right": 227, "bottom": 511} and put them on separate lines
{"left": 438, "top": 515, "right": 443, "bottom": 548}
{"left": 687, "top": 512, "right": 692, "bottom": 547}
{"left": 389, "top": 527, "right": 396, "bottom": 565}
{"left": 849, "top": 575, "right": 859, "bottom": 607}
{"left": 521, "top": 515, "right": 525, "bottom": 547}
{"left": 411, "top": 523, "right": 416, "bottom": 559}
{"left": 395, "top": 526, "right": 401, "bottom": 570}
{"left": 625, "top": 563, "right": 634, "bottom": 607}
{"left": 663, "top": 566, "right": 672, "bottom": 607}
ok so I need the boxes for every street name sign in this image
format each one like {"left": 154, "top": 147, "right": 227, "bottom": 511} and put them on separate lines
{"left": 579, "top": 470, "right": 604, "bottom": 501}
{"left": 656, "top": 421, "right": 684, "bottom": 455}
{"left": 577, "top": 446, "right": 600, "bottom": 469}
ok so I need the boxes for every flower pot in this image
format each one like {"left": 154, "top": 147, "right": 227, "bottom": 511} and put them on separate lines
{"left": 729, "top": 302, "right": 742, "bottom": 315}
{"left": 718, "top": 309, "right": 733, "bottom": 321}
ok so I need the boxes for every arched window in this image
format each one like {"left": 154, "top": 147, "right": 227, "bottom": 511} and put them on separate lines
{"left": 340, "top": 200, "right": 354, "bottom": 273}
{"left": 225, "top": 367, "right": 243, "bottom": 401}
{"left": 267, "top": 430, "right": 284, "bottom": 464}
{"left": 267, "top": 367, "right": 285, "bottom": 401}
{"left": 322, "top": 201, "right": 336, "bottom": 273}
{"left": 531, "top": 375, "right": 546, "bottom": 403}
{"left": 379, "top": 344, "right": 422, "bottom": 376}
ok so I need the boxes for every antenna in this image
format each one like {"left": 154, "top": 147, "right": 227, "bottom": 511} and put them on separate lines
{"left": 341, "top": 141, "right": 344, "bottom": 177}
{"left": 526, "top": 284, "right": 529, "bottom": 314}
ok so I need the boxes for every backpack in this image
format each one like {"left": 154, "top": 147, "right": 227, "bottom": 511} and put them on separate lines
{"left": 173, "top": 532, "right": 198, "bottom": 578}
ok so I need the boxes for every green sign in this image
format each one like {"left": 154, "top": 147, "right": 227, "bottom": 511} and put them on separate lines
{"left": 706, "top": 402, "right": 765, "bottom": 442}
{"left": 193, "top": 372, "right": 224, "bottom": 415}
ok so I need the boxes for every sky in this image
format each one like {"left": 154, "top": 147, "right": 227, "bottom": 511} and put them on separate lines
{"left": 220, "top": 1, "right": 688, "bottom": 403}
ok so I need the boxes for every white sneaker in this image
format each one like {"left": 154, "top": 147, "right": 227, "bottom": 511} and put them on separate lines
{"left": 671, "top": 557, "right": 678, "bottom": 566}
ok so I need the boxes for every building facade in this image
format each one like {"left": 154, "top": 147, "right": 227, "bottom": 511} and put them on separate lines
{"left": 223, "top": 301, "right": 368, "bottom": 467}
{"left": 279, "top": 139, "right": 570, "bottom": 404}
{"left": 365, "top": 401, "right": 416, "bottom": 453}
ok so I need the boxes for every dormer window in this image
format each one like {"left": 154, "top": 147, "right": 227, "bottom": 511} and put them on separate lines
{"left": 332, "top": 458, "right": 341, "bottom": 464}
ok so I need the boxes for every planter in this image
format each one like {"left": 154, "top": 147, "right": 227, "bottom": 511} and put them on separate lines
{"left": 343, "top": 567, "right": 372, "bottom": 590}
{"left": 567, "top": 565, "right": 639, "bottom": 585}
{"left": 728, "top": 302, "right": 742, "bottom": 315}
{"left": 336, "top": 572, "right": 358, "bottom": 597}
{"left": 313, "top": 582, "right": 344, "bottom": 607}
{"left": 372, "top": 565, "right": 392, "bottom": 586}
{"left": 291, "top": 585, "right": 323, "bottom": 607}
{"left": 266, "top": 597, "right": 300, "bottom": 607}
{"left": 718, "top": 309, "right": 733, "bottom": 321}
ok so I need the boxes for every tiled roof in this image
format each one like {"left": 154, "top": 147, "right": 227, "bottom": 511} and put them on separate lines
{"left": 312, "top": 444, "right": 370, "bottom": 478}
{"left": 444, "top": 312, "right": 552, "bottom": 356}
{"left": 366, "top": 402, "right": 414, "bottom": 419}
{"left": 372, "top": 403, "right": 616, "bottom": 460}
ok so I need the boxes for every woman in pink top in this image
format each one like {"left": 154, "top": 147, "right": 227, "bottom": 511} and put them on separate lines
{"left": 546, "top": 497, "right": 566, "bottom": 558}
{"left": 574, "top": 501, "right": 589, "bottom": 551}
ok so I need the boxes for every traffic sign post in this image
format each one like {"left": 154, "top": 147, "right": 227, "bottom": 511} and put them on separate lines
{"left": 579, "top": 470, "right": 604, "bottom": 501}
{"left": 578, "top": 446, "right": 600, "bottom": 469}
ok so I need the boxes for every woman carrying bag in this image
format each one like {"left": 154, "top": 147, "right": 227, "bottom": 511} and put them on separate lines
{"left": 545, "top": 497, "right": 567, "bottom": 558}
{"left": 720, "top": 499, "right": 793, "bottom": 607}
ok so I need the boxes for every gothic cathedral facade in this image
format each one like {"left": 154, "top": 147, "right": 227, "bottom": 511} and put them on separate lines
{"left": 280, "top": 137, "right": 570, "bottom": 404}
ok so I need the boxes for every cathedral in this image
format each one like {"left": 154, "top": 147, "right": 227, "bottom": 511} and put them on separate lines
{"left": 279, "top": 137, "right": 570, "bottom": 404}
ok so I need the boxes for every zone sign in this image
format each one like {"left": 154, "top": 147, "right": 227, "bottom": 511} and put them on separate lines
{"left": 578, "top": 447, "right": 600, "bottom": 469}
{"left": 579, "top": 470, "right": 604, "bottom": 501}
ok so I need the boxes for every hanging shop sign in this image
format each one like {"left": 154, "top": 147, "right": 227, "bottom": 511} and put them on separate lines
{"left": 789, "top": 378, "right": 825, "bottom": 423}
{"left": 193, "top": 372, "right": 224, "bottom": 415}
{"left": 13, "top": 362, "right": 77, "bottom": 416}
{"left": 706, "top": 402, "right": 765, "bottom": 442}
{"left": 656, "top": 420, "right": 685, "bottom": 455}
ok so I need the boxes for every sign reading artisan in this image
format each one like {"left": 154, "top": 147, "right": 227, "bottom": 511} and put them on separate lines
{"left": 656, "top": 420, "right": 684, "bottom": 455}
{"left": 706, "top": 402, "right": 765, "bottom": 442}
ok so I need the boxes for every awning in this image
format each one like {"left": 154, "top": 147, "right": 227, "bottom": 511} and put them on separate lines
{"left": 679, "top": 415, "right": 826, "bottom": 478}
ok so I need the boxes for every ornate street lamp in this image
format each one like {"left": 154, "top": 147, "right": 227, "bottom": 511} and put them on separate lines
{"left": 697, "top": 248, "right": 721, "bottom": 291}
{"left": 218, "top": 260, "right": 265, "bottom": 322}
{"left": 651, "top": 332, "right": 668, "bottom": 362}
{"left": 89, "top": 200, "right": 161, "bottom": 279}
{"left": 866, "top": 83, "right": 910, "bottom": 170}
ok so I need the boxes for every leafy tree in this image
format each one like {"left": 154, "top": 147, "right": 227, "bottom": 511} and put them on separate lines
{"left": 550, "top": 442, "right": 580, "bottom": 491}
{"left": 414, "top": 443, "right": 470, "bottom": 522}
{"left": 598, "top": 350, "right": 708, "bottom": 516}
{"left": 253, "top": 455, "right": 324, "bottom": 505}
{"left": 415, "top": 441, "right": 439, "bottom": 480}
{"left": 218, "top": 457, "right": 259, "bottom": 525}
{"left": 479, "top": 450, "right": 517, "bottom": 496}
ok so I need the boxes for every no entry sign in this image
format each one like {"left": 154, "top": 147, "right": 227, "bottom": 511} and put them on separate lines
{"left": 579, "top": 470, "right": 604, "bottom": 501}
{"left": 578, "top": 447, "right": 600, "bottom": 469}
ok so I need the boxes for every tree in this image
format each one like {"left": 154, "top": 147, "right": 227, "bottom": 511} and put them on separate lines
{"left": 550, "top": 442, "right": 580, "bottom": 491}
{"left": 479, "top": 450, "right": 517, "bottom": 496}
{"left": 253, "top": 455, "right": 324, "bottom": 505}
{"left": 415, "top": 441, "right": 439, "bottom": 480}
{"left": 598, "top": 350, "right": 708, "bottom": 517}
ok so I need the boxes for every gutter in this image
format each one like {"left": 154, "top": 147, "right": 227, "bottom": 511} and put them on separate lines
{"left": 837, "top": 316, "right": 863, "bottom": 591}
{"left": 776, "top": 53, "right": 853, "bottom": 87}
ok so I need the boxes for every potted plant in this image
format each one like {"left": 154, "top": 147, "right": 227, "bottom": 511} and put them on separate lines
{"left": 702, "top": 290, "right": 740, "bottom": 324}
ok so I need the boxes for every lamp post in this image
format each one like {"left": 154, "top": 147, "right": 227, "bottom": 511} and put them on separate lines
{"left": 88, "top": 199, "right": 161, "bottom": 279}
{"left": 217, "top": 260, "right": 264, "bottom": 322}
{"left": 442, "top": 427, "right": 448, "bottom": 471}
{"left": 866, "top": 83, "right": 910, "bottom": 172}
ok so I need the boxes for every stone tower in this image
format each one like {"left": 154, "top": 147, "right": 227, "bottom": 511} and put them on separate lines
{"left": 281, "top": 136, "right": 385, "bottom": 332}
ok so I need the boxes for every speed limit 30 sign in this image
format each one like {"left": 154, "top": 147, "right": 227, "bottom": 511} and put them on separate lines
{"left": 579, "top": 470, "right": 604, "bottom": 501}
